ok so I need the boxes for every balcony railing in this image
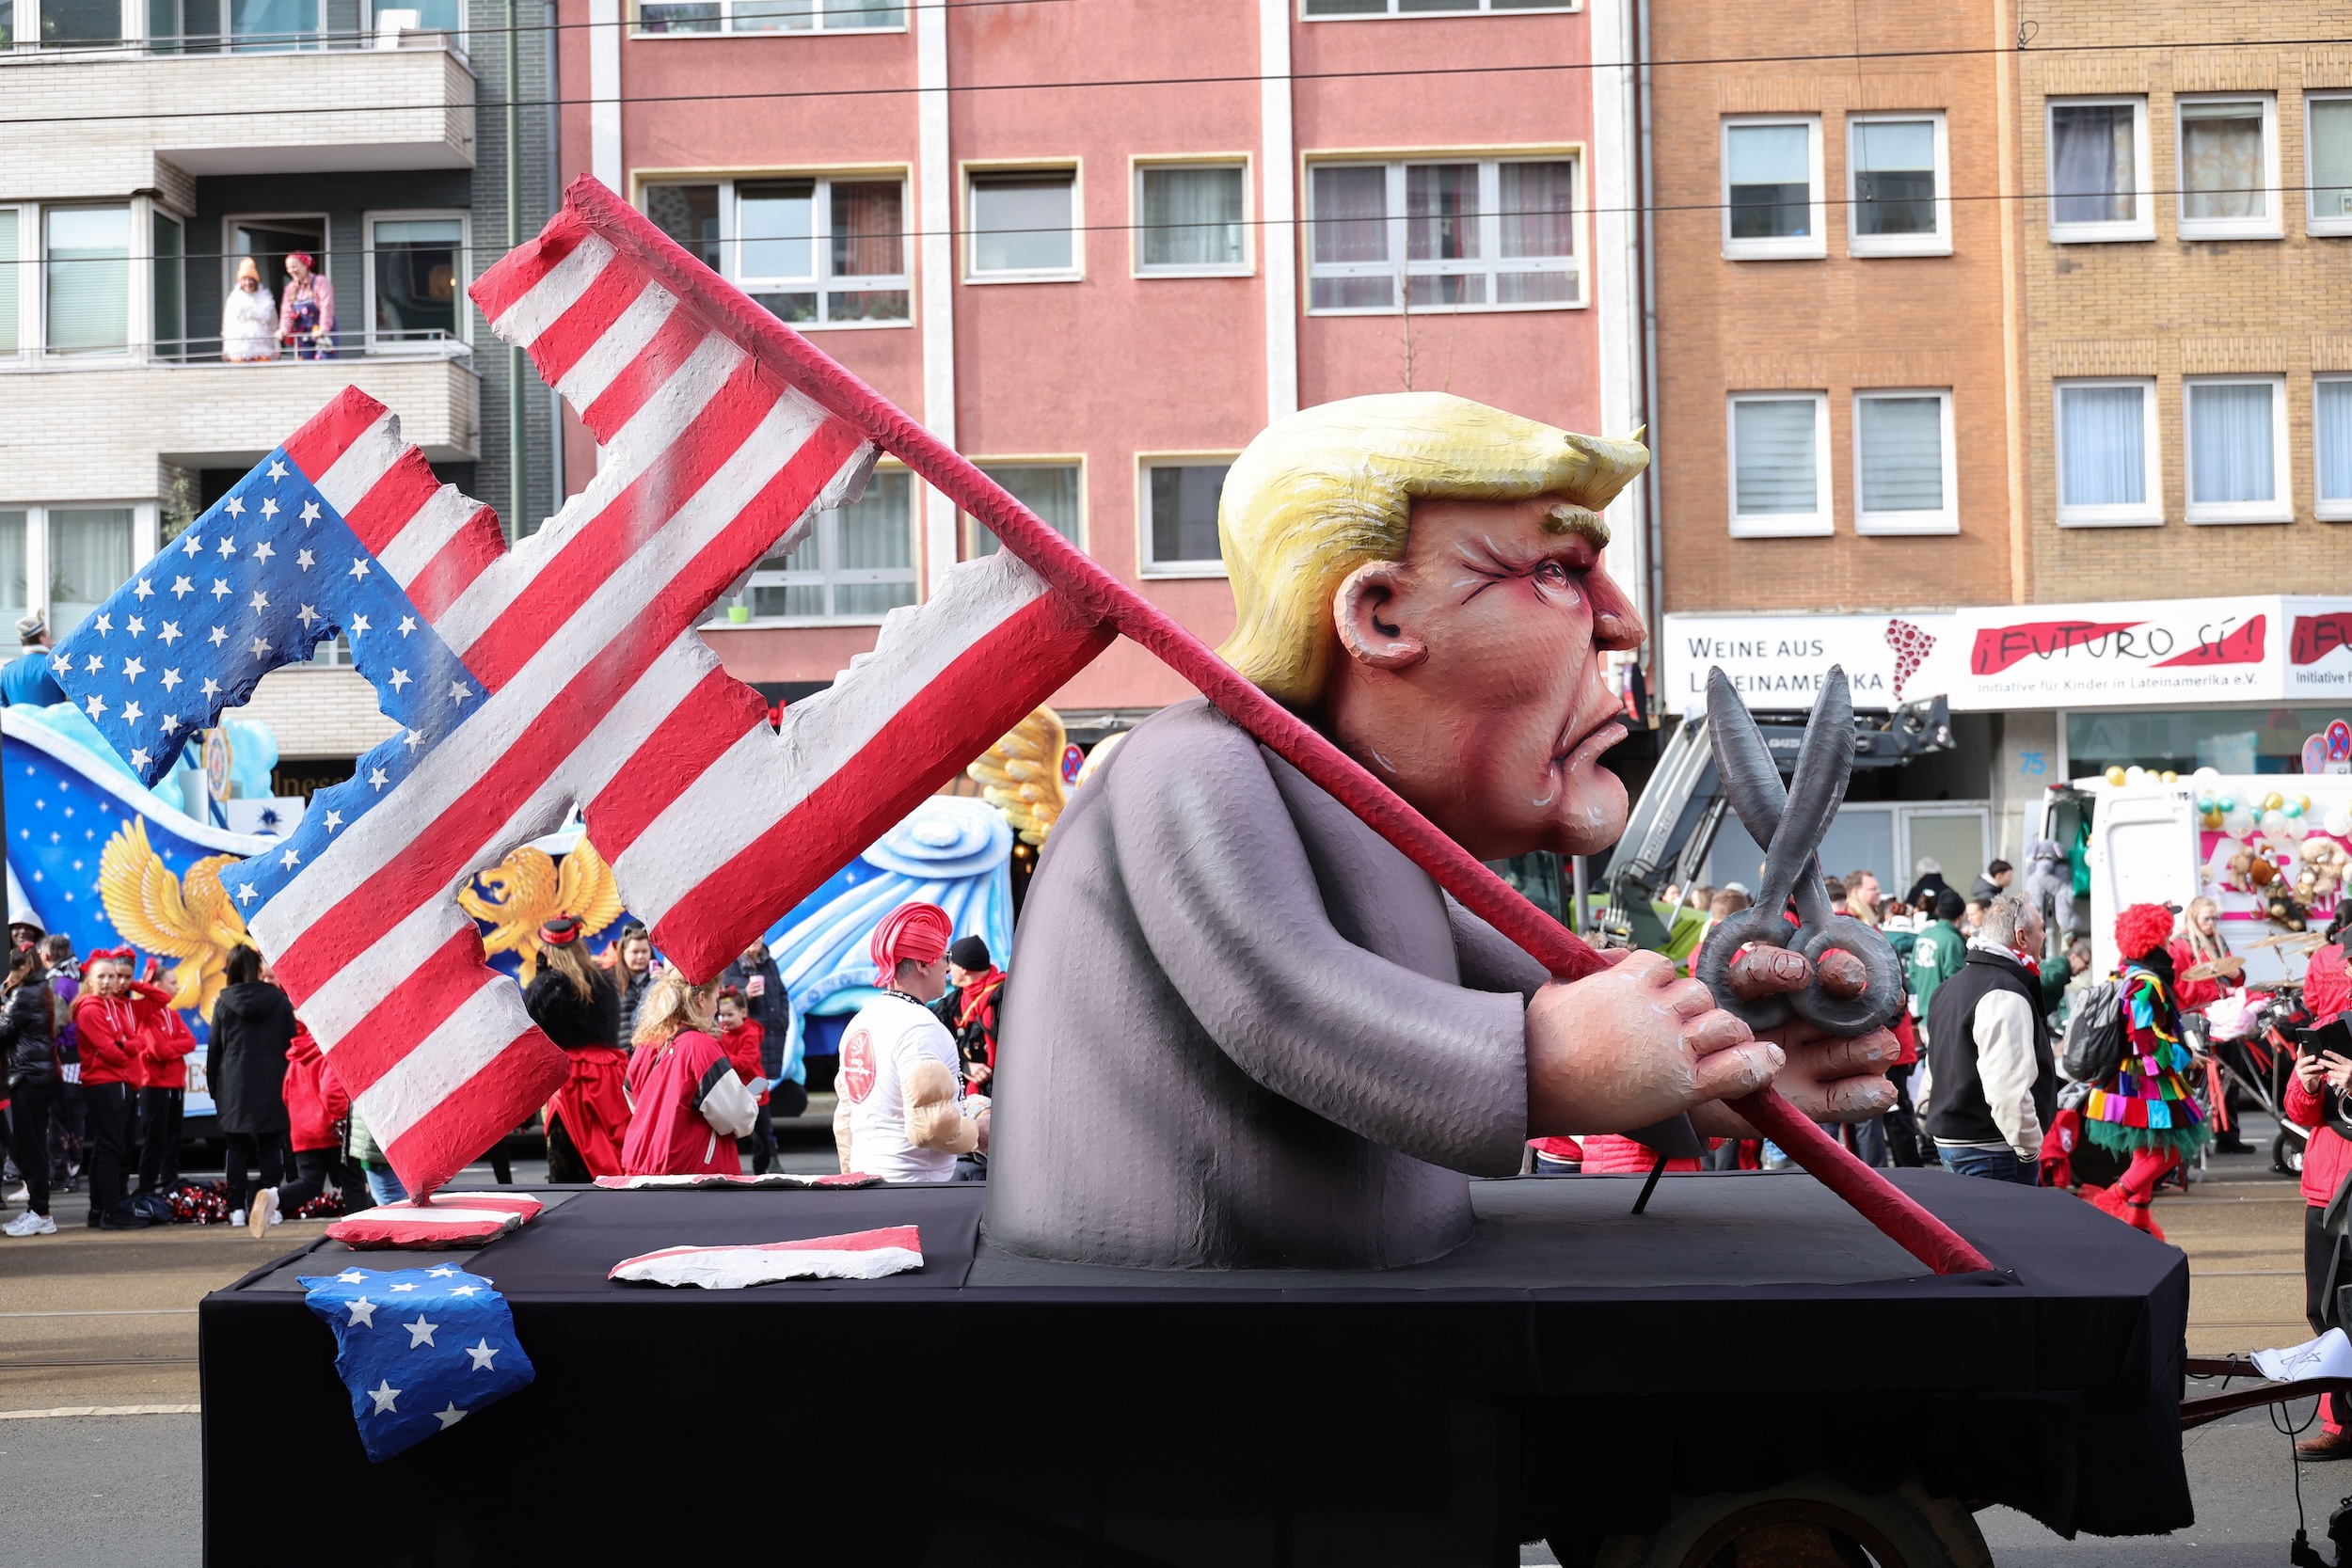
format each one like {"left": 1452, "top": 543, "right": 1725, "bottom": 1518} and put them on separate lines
{"left": 1, "top": 9, "right": 465, "bottom": 61}
{"left": 6, "top": 330, "right": 471, "bottom": 368}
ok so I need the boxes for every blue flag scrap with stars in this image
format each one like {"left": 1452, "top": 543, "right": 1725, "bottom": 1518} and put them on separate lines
{"left": 299, "top": 1264, "right": 535, "bottom": 1463}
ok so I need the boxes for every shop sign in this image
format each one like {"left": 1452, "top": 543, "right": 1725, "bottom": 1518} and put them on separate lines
{"left": 1657, "top": 613, "right": 1957, "bottom": 713}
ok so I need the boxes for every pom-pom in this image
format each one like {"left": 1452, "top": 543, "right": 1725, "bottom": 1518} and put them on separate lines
{"left": 2115, "top": 902, "right": 2175, "bottom": 961}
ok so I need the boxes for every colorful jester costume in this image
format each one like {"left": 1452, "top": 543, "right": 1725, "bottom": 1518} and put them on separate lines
{"left": 2083, "top": 903, "right": 2210, "bottom": 1237}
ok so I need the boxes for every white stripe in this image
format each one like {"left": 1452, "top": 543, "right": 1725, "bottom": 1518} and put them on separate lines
{"left": 335, "top": 1208, "right": 524, "bottom": 1227}
{"left": 290, "top": 898, "right": 475, "bottom": 1046}
{"left": 312, "top": 414, "right": 406, "bottom": 519}
{"left": 614, "top": 549, "right": 1051, "bottom": 914}
{"left": 358, "top": 976, "right": 536, "bottom": 1147}
{"left": 487, "top": 230, "right": 617, "bottom": 348}
{"left": 373, "top": 485, "right": 486, "bottom": 590}
{"left": 564, "top": 635, "right": 720, "bottom": 805}
{"left": 552, "top": 281, "right": 677, "bottom": 413}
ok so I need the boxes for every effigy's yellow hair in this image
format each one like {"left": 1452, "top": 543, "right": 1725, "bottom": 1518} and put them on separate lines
{"left": 1216, "top": 392, "right": 1649, "bottom": 708}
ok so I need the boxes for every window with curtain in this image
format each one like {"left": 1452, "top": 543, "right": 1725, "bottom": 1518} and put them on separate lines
{"left": 1144, "top": 462, "right": 1230, "bottom": 570}
{"left": 152, "top": 211, "right": 184, "bottom": 359}
{"left": 2179, "top": 99, "right": 2269, "bottom": 228}
{"left": 2057, "top": 382, "right": 2152, "bottom": 516}
{"left": 44, "top": 205, "right": 130, "bottom": 356}
{"left": 1308, "top": 157, "right": 1577, "bottom": 312}
{"left": 739, "top": 469, "right": 914, "bottom": 622}
{"left": 0, "top": 210, "right": 18, "bottom": 356}
{"left": 2048, "top": 101, "right": 2142, "bottom": 231}
{"left": 1850, "top": 118, "right": 1939, "bottom": 244}
{"left": 371, "top": 216, "right": 463, "bottom": 345}
{"left": 1724, "top": 121, "right": 1814, "bottom": 243}
{"left": 227, "top": 0, "right": 317, "bottom": 49}
{"left": 1137, "top": 166, "right": 1246, "bottom": 273}
{"left": 1, "top": 0, "right": 14, "bottom": 47}
{"left": 2185, "top": 379, "right": 2281, "bottom": 516}
{"left": 1854, "top": 393, "right": 1948, "bottom": 528}
{"left": 646, "top": 179, "right": 908, "bottom": 325}
{"left": 2319, "top": 379, "right": 2352, "bottom": 514}
{"left": 969, "top": 464, "right": 1081, "bottom": 557}
{"left": 639, "top": 0, "right": 903, "bottom": 31}
{"left": 1729, "top": 396, "right": 1824, "bottom": 528}
{"left": 2312, "top": 98, "right": 2352, "bottom": 226}
{"left": 0, "top": 513, "right": 26, "bottom": 633}
{"left": 644, "top": 185, "right": 723, "bottom": 271}
{"left": 48, "top": 508, "right": 134, "bottom": 637}
{"left": 969, "top": 172, "right": 1077, "bottom": 277}
{"left": 41, "top": 0, "right": 120, "bottom": 45}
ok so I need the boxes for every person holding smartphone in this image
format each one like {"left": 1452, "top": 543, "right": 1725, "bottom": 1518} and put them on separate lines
{"left": 2286, "top": 1030, "right": 2352, "bottom": 1458}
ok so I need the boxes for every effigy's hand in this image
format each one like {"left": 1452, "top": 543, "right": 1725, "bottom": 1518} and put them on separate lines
{"left": 1524, "top": 950, "right": 1784, "bottom": 1136}
{"left": 1689, "top": 1020, "right": 1899, "bottom": 1138}
{"left": 1723, "top": 942, "right": 1870, "bottom": 1003}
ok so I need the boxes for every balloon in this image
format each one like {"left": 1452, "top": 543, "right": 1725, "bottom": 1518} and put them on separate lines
{"left": 2161, "top": 769, "right": 2180, "bottom": 784}
{"left": 2219, "top": 794, "right": 2239, "bottom": 813}
{"left": 2264, "top": 810, "right": 2291, "bottom": 834}
{"left": 2265, "top": 792, "right": 2285, "bottom": 813}
{"left": 2195, "top": 766, "right": 2222, "bottom": 783}
{"left": 2328, "top": 808, "right": 2352, "bottom": 838}
{"left": 2287, "top": 800, "right": 2306, "bottom": 818}
{"left": 2226, "top": 809, "right": 2257, "bottom": 837}
{"left": 2202, "top": 810, "right": 2224, "bottom": 829}
{"left": 2106, "top": 766, "right": 2128, "bottom": 786}
{"left": 2300, "top": 795, "right": 2315, "bottom": 814}
{"left": 2197, "top": 795, "right": 2217, "bottom": 813}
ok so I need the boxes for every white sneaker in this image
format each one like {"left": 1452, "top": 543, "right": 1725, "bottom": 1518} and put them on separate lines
{"left": 2, "top": 1211, "right": 56, "bottom": 1237}
{"left": 247, "top": 1189, "right": 278, "bottom": 1239}
{"left": 229, "top": 1208, "right": 246, "bottom": 1228}
{"left": 5, "top": 1184, "right": 26, "bottom": 1203}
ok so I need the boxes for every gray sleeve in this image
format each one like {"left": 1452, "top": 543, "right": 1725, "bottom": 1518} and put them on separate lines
{"left": 1445, "top": 895, "right": 1551, "bottom": 1001}
{"left": 1108, "top": 718, "right": 1530, "bottom": 1177}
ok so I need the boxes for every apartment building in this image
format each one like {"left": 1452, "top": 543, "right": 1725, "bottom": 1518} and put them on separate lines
{"left": 556, "top": 0, "right": 1643, "bottom": 736}
{"left": 0, "top": 0, "right": 558, "bottom": 793}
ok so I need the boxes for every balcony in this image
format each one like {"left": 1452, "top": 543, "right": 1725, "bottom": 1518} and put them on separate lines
{"left": 0, "top": 343, "right": 478, "bottom": 500}
{"left": 0, "top": 32, "right": 475, "bottom": 206}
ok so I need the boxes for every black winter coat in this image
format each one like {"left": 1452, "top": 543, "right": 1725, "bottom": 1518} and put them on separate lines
{"left": 525, "top": 966, "right": 623, "bottom": 1051}
{"left": 208, "top": 981, "right": 299, "bottom": 1136}
{"left": 0, "top": 978, "right": 56, "bottom": 1085}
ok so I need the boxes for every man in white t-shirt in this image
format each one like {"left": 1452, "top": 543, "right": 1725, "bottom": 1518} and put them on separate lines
{"left": 834, "top": 902, "right": 987, "bottom": 1182}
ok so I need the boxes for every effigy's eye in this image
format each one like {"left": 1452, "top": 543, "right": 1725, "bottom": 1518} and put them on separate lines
{"left": 1534, "top": 560, "right": 1572, "bottom": 592}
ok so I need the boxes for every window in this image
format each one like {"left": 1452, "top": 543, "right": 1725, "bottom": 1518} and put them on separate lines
{"left": 152, "top": 210, "right": 183, "bottom": 360}
{"left": 2312, "top": 95, "right": 2352, "bottom": 233}
{"left": 2176, "top": 95, "right": 2279, "bottom": 240}
{"left": 1302, "top": 0, "right": 1571, "bottom": 13}
{"left": 44, "top": 205, "right": 129, "bottom": 356}
{"left": 2184, "top": 375, "right": 2289, "bottom": 524}
{"left": 2046, "top": 98, "right": 2153, "bottom": 242}
{"left": 727, "top": 469, "right": 916, "bottom": 623}
{"left": 1140, "top": 460, "right": 1232, "bottom": 575}
{"left": 1722, "top": 117, "right": 1824, "bottom": 260}
{"left": 366, "top": 213, "right": 466, "bottom": 351}
{"left": 1852, "top": 390, "right": 1956, "bottom": 534}
{"left": 1306, "top": 156, "right": 1580, "bottom": 312}
{"left": 1847, "top": 114, "right": 1947, "bottom": 256}
{"left": 643, "top": 178, "right": 909, "bottom": 326}
{"left": 0, "top": 209, "right": 19, "bottom": 356}
{"left": 635, "top": 0, "right": 903, "bottom": 35}
{"left": 967, "top": 462, "right": 1082, "bottom": 557}
{"left": 0, "top": 513, "right": 24, "bottom": 632}
{"left": 966, "top": 169, "right": 1079, "bottom": 281}
{"left": 2319, "top": 378, "right": 2352, "bottom": 520}
{"left": 1135, "top": 164, "right": 1248, "bottom": 276}
{"left": 39, "top": 0, "right": 121, "bottom": 45}
{"left": 2055, "top": 379, "right": 2161, "bottom": 527}
{"left": 1726, "top": 393, "right": 1832, "bottom": 537}
{"left": 0, "top": 506, "right": 145, "bottom": 637}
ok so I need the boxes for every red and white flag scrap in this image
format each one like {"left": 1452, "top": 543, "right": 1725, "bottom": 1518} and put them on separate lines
{"left": 609, "top": 1225, "right": 925, "bottom": 1289}
{"left": 326, "top": 1193, "right": 547, "bottom": 1249}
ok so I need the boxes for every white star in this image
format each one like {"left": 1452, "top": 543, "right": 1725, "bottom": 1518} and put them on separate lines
{"left": 92, "top": 613, "right": 111, "bottom": 636}
{"left": 434, "top": 1402, "right": 468, "bottom": 1430}
{"left": 403, "top": 1314, "right": 438, "bottom": 1348}
{"left": 350, "top": 614, "right": 371, "bottom": 639}
{"left": 82, "top": 654, "right": 103, "bottom": 673}
{"left": 223, "top": 498, "right": 244, "bottom": 518}
{"left": 199, "top": 676, "right": 221, "bottom": 699}
{"left": 296, "top": 604, "right": 320, "bottom": 630}
{"left": 161, "top": 668, "right": 181, "bottom": 690}
{"left": 335, "top": 1269, "right": 366, "bottom": 1284}
{"left": 448, "top": 681, "right": 471, "bottom": 705}
{"left": 249, "top": 590, "right": 269, "bottom": 611}
{"left": 248, "top": 636, "right": 271, "bottom": 658}
{"left": 83, "top": 695, "right": 104, "bottom": 719}
{"left": 369, "top": 767, "right": 389, "bottom": 789}
{"left": 253, "top": 539, "right": 276, "bottom": 562}
{"left": 259, "top": 499, "right": 278, "bottom": 522}
{"left": 216, "top": 534, "right": 238, "bottom": 557}
{"left": 130, "top": 748, "right": 150, "bottom": 769}
{"left": 133, "top": 578, "right": 153, "bottom": 600}
{"left": 170, "top": 577, "right": 193, "bottom": 599}
{"left": 397, "top": 615, "right": 417, "bottom": 638}
{"left": 121, "top": 657, "right": 144, "bottom": 681}
{"left": 159, "top": 715, "right": 180, "bottom": 735}
{"left": 347, "top": 1297, "right": 377, "bottom": 1327}
{"left": 49, "top": 653, "right": 69, "bottom": 673}
{"left": 235, "top": 880, "right": 257, "bottom": 905}
{"left": 428, "top": 1266, "right": 460, "bottom": 1277}
{"left": 390, "top": 1283, "right": 419, "bottom": 1293}
{"left": 404, "top": 729, "right": 423, "bottom": 751}
{"left": 210, "top": 578, "right": 230, "bottom": 601}
{"left": 279, "top": 847, "right": 298, "bottom": 869}
{"left": 296, "top": 549, "right": 315, "bottom": 572}
{"left": 300, "top": 499, "right": 321, "bottom": 524}
{"left": 449, "top": 1286, "right": 479, "bottom": 1298}
{"left": 348, "top": 558, "right": 371, "bottom": 581}
{"left": 388, "top": 668, "right": 411, "bottom": 691}
{"left": 180, "top": 532, "right": 202, "bottom": 556}
{"left": 267, "top": 458, "right": 289, "bottom": 481}
{"left": 466, "top": 1338, "right": 499, "bottom": 1370}
{"left": 125, "top": 616, "right": 144, "bottom": 637}
{"left": 120, "top": 701, "right": 143, "bottom": 725}
{"left": 207, "top": 626, "right": 227, "bottom": 647}
{"left": 367, "top": 1379, "right": 400, "bottom": 1415}
{"left": 323, "top": 809, "right": 343, "bottom": 832}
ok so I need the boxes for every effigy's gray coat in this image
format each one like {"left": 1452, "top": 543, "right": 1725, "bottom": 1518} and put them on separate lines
{"left": 982, "top": 698, "right": 1545, "bottom": 1271}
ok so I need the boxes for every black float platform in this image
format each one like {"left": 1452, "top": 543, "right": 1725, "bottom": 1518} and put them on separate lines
{"left": 200, "top": 1170, "right": 2190, "bottom": 1567}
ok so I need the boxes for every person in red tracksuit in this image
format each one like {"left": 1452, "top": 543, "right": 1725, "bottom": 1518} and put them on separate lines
{"left": 71, "top": 949, "right": 173, "bottom": 1229}
{"left": 2289, "top": 918, "right": 2352, "bottom": 1459}
{"left": 134, "top": 964, "right": 198, "bottom": 1196}
{"left": 247, "top": 1026, "right": 351, "bottom": 1237}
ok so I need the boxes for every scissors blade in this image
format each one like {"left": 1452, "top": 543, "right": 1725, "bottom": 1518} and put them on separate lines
{"left": 1760, "top": 667, "right": 1854, "bottom": 909}
{"left": 1705, "top": 667, "right": 1788, "bottom": 847}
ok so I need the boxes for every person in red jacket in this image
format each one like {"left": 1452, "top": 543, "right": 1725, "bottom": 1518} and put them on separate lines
{"left": 72, "top": 949, "right": 172, "bottom": 1229}
{"left": 133, "top": 959, "right": 198, "bottom": 1197}
{"left": 714, "top": 988, "right": 771, "bottom": 1135}
{"left": 247, "top": 1026, "right": 353, "bottom": 1236}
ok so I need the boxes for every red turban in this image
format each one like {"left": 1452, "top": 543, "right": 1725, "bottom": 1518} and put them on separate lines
{"left": 2114, "top": 902, "right": 2175, "bottom": 962}
{"left": 870, "top": 902, "right": 953, "bottom": 975}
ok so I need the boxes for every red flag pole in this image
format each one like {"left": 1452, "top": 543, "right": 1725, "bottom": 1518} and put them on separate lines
{"left": 561, "top": 178, "right": 1993, "bottom": 1277}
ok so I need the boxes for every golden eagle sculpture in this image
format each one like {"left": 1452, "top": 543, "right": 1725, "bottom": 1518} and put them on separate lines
{"left": 456, "top": 835, "right": 624, "bottom": 983}
{"left": 966, "top": 707, "right": 1128, "bottom": 847}
{"left": 96, "top": 817, "right": 253, "bottom": 1022}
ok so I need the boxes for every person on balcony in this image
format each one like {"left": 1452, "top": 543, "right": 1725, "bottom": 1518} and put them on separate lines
{"left": 221, "top": 257, "right": 277, "bottom": 363}
{"left": 278, "top": 251, "right": 335, "bottom": 361}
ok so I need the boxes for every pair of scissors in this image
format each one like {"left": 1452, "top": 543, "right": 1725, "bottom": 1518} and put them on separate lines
{"left": 1692, "top": 664, "right": 1902, "bottom": 1036}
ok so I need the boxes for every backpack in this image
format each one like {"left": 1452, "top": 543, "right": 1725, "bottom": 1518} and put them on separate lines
{"left": 2059, "top": 977, "right": 2125, "bottom": 1083}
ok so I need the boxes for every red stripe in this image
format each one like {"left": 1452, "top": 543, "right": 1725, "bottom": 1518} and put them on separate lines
{"left": 280, "top": 388, "right": 391, "bottom": 486}
{"left": 378, "top": 1026, "right": 570, "bottom": 1199}
{"left": 583, "top": 665, "right": 769, "bottom": 862}
{"left": 403, "top": 504, "right": 506, "bottom": 626}
{"left": 468, "top": 206, "right": 590, "bottom": 326}
{"left": 651, "top": 588, "right": 1111, "bottom": 979}
{"left": 286, "top": 922, "right": 488, "bottom": 1095}
{"left": 521, "top": 261, "right": 653, "bottom": 391}
{"left": 271, "top": 422, "right": 868, "bottom": 989}
{"left": 580, "top": 306, "right": 715, "bottom": 440}
{"left": 341, "top": 446, "right": 448, "bottom": 557}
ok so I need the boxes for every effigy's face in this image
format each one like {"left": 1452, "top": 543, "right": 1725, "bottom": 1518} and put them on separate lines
{"left": 1326, "top": 492, "right": 1643, "bottom": 862}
